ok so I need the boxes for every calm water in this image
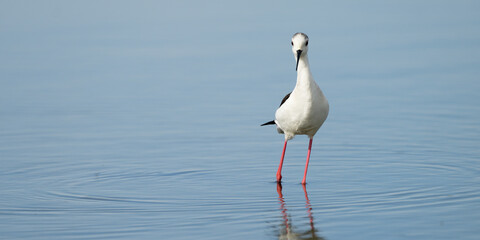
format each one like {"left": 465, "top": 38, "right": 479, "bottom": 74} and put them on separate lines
{"left": 1, "top": 1, "right": 480, "bottom": 239}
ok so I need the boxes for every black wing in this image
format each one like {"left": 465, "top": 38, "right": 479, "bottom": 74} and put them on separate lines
{"left": 260, "top": 120, "right": 275, "bottom": 126}
{"left": 260, "top": 92, "right": 292, "bottom": 127}
{"left": 279, "top": 92, "right": 291, "bottom": 107}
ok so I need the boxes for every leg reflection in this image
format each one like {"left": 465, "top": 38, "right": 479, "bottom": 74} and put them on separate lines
{"left": 276, "top": 182, "right": 325, "bottom": 240}
{"left": 276, "top": 182, "right": 290, "bottom": 236}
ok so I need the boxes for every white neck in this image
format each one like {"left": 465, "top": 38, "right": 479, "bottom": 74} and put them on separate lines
{"left": 295, "top": 54, "right": 314, "bottom": 88}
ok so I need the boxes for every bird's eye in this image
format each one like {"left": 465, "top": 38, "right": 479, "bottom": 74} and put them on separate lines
{"left": 291, "top": 41, "right": 293, "bottom": 46}
{"left": 305, "top": 40, "right": 308, "bottom": 46}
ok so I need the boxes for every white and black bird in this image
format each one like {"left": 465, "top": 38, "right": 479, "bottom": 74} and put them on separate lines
{"left": 262, "top": 32, "right": 329, "bottom": 184}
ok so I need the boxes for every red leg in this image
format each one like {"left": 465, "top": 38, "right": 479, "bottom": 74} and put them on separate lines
{"left": 276, "top": 140, "right": 287, "bottom": 182}
{"left": 301, "top": 138, "right": 313, "bottom": 184}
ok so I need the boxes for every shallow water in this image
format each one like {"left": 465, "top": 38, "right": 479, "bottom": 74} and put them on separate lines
{"left": 1, "top": 1, "right": 480, "bottom": 239}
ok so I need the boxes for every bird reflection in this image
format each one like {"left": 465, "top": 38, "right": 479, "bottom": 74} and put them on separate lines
{"left": 276, "top": 183, "right": 325, "bottom": 240}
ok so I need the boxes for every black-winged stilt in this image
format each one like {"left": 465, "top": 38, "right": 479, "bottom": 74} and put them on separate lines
{"left": 262, "top": 32, "right": 329, "bottom": 184}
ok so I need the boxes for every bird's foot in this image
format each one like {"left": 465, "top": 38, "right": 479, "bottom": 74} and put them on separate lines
{"left": 276, "top": 173, "right": 282, "bottom": 183}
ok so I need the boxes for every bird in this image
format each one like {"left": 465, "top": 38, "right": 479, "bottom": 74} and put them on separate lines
{"left": 261, "top": 32, "right": 329, "bottom": 184}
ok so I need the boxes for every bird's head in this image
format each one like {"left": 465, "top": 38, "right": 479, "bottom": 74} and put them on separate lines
{"left": 291, "top": 32, "right": 309, "bottom": 71}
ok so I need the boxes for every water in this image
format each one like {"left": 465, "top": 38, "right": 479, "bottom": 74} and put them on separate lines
{"left": 1, "top": 1, "right": 480, "bottom": 239}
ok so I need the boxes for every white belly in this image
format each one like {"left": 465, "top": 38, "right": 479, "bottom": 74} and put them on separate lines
{"left": 275, "top": 84, "right": 329, "bottom": 140}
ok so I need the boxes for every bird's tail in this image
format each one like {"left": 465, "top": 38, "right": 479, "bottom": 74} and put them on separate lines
{"left": 260, "top": 120, "right": 276, "bottom": 126}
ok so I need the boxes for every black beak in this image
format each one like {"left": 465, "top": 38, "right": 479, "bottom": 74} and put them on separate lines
{"left": 296, "top": 50, "right": 302, "bottom": 71}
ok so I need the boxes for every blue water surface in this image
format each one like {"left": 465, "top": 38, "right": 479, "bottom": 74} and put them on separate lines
{"left": 1, "top": 1, "right": 480, "bottom": 239}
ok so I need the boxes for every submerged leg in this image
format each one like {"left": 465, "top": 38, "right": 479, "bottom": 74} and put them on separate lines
{"left": 276, "top": 140, "right": 288, "bottom": 182}
{"left": 301, "top": 138, "right": 313, "bottom": 185}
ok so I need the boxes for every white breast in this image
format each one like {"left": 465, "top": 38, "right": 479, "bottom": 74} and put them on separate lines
{"left": 275, "top": 80, "right": 329, "bottom": 140}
